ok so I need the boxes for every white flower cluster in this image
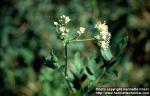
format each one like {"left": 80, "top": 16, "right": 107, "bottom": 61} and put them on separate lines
{"left": 54, "top": 15, "right": 87, "bottom": 44}
{"left": 60, "top": 15, "right": 71, "bottom": 24}
{"left": 54, "top": 15, "right": 71, "bottom": 40}
{"left": 94, "top": 21, "right": 111, "bottom": 48}
{"left": 53, "top": 15, "right": 111, "bottom": 48}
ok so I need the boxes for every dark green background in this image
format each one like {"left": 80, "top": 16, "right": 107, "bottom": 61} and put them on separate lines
{"left": 0, "top": 0, "right": 150, "bottom": 96}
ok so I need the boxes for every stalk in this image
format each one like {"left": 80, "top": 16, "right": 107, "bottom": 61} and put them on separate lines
{"left": 64, "top": 43, "right": 74, "bottom": 95}
{"left": 65, "top": 44, "right": 68, "bottom": 76}
{"left": 71, "top": 38, "right": 95, "bottom": 42}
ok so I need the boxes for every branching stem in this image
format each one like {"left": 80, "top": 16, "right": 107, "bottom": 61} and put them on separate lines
{"left": 63, "top": 38, "right": 94, "bottom": 95}
{"left": 71, "top": 38, "right": 95, "bottom": 42}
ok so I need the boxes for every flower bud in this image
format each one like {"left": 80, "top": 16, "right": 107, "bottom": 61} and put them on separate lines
{"left": 54, "top": 21, "right": 58, "bottom": 26}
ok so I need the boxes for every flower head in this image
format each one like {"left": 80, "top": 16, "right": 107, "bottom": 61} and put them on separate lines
{"left": 54, "top": 15, "right": 71, "bottom": 45}
{"left": 94, "top": 20, "right": 111, "bottom": 48}
{"left": 95, "top": 21, "right": 108, "bottom": 32}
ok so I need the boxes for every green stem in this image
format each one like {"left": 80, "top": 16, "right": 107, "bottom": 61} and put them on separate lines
{"left": 58, "top": 68, "right": 74, "bottom": 96}
{"left": 71, "top": 38, "right": 95, "bottom": 42}
{"left": 64, "top": 43, "right": 74, "bottom": 95}
{"left": 66, "top": 79, "right": 74, "bottom": 95}
{"left": 65, "top": 44, "right": 68, "bottom": 76}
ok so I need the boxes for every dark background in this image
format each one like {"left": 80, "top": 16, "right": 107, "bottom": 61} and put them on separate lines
{"left": 0, "top": 0, "right": 150, "bottom": 96}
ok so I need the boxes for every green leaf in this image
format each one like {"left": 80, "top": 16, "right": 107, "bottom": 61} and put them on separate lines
{"left": 119, "top": 35, "right": 128, "bottom": 49}
{"left": 87, "top": 56, "right": 96, "bottom": 75}
{"left": 85, "top": 52, "right": 104, "bottom": 80}
{"left": 67, "top": 70, "right": 75, "bottom": 80}
{"left": 85, "top": 56, "right": 96, "bottom": 80}
{"left": 44, "top": 59, "right": 58, "bottom": 69}
{"left": 101, "top": 58, "right": 117, "bottom": 69}
{"left": 111, "top": 29, "right": 128, "bottom": 56}
{"left": 72, "top": 52, "right": 84, "bottom": 76}
{"left": 100, "top": 48, "right": 112, "bottom": 61}
{"left": 44, "top": 50, "right": 59, "bottom": 69}
{"left": 50, "top": 49, "right": 58, "bottom": 63}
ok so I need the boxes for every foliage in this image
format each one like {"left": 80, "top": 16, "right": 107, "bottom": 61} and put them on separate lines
{"left": 0, "top": 0, "right": 150, "bottom": 96}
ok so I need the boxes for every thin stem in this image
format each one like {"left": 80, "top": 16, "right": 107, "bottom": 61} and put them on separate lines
{"left": 58, "top": 68, "right": 74, "bottom": 96}
{"left": 71, "top": 38, "right": 95, "bottom": 42}
{"left": 64, "top": 43, "right": 74, "bottom": 95}
{"left": 64, "top": 44, "right": 68, "bottom": 76}
{"left": 66, "top": 79, "right": 74, "bottom": 95}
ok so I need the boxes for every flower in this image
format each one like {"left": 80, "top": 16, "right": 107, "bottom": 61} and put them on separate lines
{"left": 77, "top": 27, "right": 85, "bottom": 35}
{"left": 54, "top": 21, "right": 58, "bottom": 26}
{"left": 59, "top": 27, "right": 66, "bottom": 32}
{"left": 95, "top": 35, "right": 100, "bottom": 40}
{"left": 62, "top": 32, "right": 67, "bottom": 36}
{"left": 101, "top": 41, "right": 107, "bottom": 48}
{"left": 79, "top": 27, "right": 85, "bottom": 34}
{"left": 60, "top": 15, "right": 71, "bottom": 24}
{"left": 65, "top": 16, "right": 71, "bottom": 24}
{"left": 66, "top": 28, "right": 69, "bottom": 33}
{"left": 60, "top": 15, "right": 65, "bottom": 19}
{"left": 95, "top": 21, "right": 108, "bottom": 32}
{"left": 94, "top": 20, "right": 111, "bottom": 48}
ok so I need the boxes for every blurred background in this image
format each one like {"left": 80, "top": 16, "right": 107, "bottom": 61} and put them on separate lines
{"left": 0, "top": 0, "right": 150, "bottom": 96}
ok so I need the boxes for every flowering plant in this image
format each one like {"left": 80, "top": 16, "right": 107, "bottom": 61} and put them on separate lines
{"left": 44, "top": 15, "right": 123, "bottom": 96}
